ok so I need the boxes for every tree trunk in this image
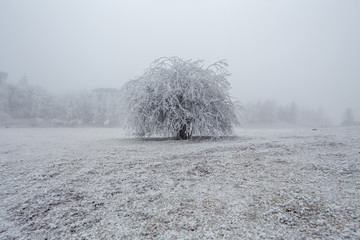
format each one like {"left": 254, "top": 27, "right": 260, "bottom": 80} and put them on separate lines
{"left": 177, "top": 124, "right": 188, "bottom": 140}
{"left": 177, "top": 119, "right": 192, "bottom": 140}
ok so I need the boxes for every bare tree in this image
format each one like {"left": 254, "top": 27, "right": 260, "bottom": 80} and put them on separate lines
{"left": 123, "top": 57, "right": 239, "bottom": 139}
{"left": 342, "top": 108, "right": 355, "bottom": 126}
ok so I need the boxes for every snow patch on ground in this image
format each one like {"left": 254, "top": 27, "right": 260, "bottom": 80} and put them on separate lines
{"left": 0, "top": 127, "right": 359, "bottom": 239}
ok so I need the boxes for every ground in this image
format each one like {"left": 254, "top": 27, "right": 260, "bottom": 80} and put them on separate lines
{"left": 0, "top": 127, "right": 359, "bottom": 239}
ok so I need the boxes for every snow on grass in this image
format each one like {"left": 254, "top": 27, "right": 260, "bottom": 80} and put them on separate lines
{"left": 0, "top": 127, "right": 359, "bottom": 239}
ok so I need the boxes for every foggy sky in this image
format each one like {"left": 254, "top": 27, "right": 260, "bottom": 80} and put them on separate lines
{"left": 1, "top": 0, "right": 359, "bottom": 123}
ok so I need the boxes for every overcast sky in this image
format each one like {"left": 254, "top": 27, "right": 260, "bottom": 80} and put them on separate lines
{"left": 1, "top": 0, "right": 359, "bottom": 122}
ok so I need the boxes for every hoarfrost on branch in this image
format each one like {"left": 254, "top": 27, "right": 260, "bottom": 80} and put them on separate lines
{"left": 123, "top": 57, "right": 239, "bottom": 139}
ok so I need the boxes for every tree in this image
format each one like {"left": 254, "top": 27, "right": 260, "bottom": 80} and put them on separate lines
{"left": 91, "top": 88, "right": 122, "bottom": 126}
{"left": 0, "top": 79, "right": 9, "bottom": 114}
{"left": 342, "top": 108, "right": 355, "bottom": 126}
{"left": 256, "top": 99, "right": 278, "bottom": 123}
{"left": 123, "top": 57, "right": 239, "bottom": 139}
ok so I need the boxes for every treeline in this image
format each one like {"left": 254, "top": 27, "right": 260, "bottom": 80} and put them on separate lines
{"left": 241, "top": 100, "right": 331, "bottom": 127}
{"left": 0, "top": 77, "right": 333, "bottom": 128}
{"left": 0, "top": 77, "right": 123, "bottom": 127}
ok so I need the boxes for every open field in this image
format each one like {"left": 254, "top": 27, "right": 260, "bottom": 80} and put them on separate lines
{"left": 0, "top": 127, "right": 359, "bottom": 239}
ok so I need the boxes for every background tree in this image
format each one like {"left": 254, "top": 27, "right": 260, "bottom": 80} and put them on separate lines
{"left": 123, "top": 57, "right": 239, "bottom": 139}
{"left": 91, "top": 88, "right": 122, "bottom": 127}
{"left": 342, "top": 108, "right": 355, "bottom": 126}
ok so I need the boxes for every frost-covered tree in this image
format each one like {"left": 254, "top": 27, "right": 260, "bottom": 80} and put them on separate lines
{"left": 0, "top": 80, "right": 9, "bottom": 114}
{"left": 123, "top": 57, "right": 239, "bottom": 139}
{"left": 91, "top": 88, "right": 122, "bottom": 126}
{"left": 342, "top": 108, "right": 355, "bottom": 126}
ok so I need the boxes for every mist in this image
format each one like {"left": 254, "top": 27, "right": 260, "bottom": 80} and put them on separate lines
{"left": 1, "top": 0, "right": 359, "bottom": 124}
{"left": 2, "top": 2, "right": 360, "bottom": 238}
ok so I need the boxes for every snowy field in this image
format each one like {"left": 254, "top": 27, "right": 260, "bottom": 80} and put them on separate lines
{"left": 0, "top": 127, "right": 359, "bottom": 239}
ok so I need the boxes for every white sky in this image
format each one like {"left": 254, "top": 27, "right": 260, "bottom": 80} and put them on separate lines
{"left": 1, "top": 0, "right": 359, "bottom": 122}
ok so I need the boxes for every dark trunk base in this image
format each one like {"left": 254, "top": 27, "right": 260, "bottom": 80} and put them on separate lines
{"left": 177, "top": 123, "right": 191, "bottom": 140}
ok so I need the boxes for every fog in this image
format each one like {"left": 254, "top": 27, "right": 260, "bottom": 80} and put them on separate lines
{"left": 1, "top": 0, "right": 359, "bottom": 123}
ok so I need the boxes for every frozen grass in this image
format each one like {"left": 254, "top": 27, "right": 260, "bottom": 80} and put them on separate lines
{"left": 0, "top": 127, "right": 359, "bottom": 239}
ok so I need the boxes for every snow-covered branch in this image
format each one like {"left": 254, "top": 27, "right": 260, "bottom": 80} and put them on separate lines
{"left": 122, "top": 57, "right": 239, "bottom": 139}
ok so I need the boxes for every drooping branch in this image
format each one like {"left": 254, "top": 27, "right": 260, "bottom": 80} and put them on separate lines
{"left": 122, "top": 57, "right": 240, "bottom": 139}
